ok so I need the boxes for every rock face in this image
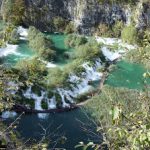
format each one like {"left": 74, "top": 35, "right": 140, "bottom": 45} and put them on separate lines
{"left": 135, "top": 1, "right": 150, "bottom": 29}
{"left": 23, "top": 0, "right": 126, "bottom": 34}
{"left": 0, "top": 0, "right": 150, "bottom": 34}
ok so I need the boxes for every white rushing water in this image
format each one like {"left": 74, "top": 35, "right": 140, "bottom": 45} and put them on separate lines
{"left": 22, "top": 58, "right": 103, "bottom": 118}
{"left": 1, "top": 111, "right": 17, "bottom": 119}
{"left": 39, "top": 59, "right": 57, "bottom": 68}
{"left": 95, "top": 36, "right": 136, "bottom": 50}
{"left": 23, "top": 89, "right": 49, "bottom": 119}
{"left": 0, "top": 44, "right": 19, "bottom": 57}
{"left": 17, "top": 26, "right": 28, "bottom": 40}
{"left": 0, "top": 26, "right": 29, "bottom": 58}
{"left": 47, "top": 96, "right": 57, "bottom": 109}
{"left": 102, "top": 46, "right": 122, "bottom": 61}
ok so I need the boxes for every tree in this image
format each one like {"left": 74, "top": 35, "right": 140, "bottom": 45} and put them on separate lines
{"left": 121, "top": 25, "right": 138, "bottom": 44}
{"left": 1, "top": 0, "right": 25, "bottom": 25}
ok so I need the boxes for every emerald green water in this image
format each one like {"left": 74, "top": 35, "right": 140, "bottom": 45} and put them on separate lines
{"left": 1, "top": 34, "right": 74, "bottom": 67}
{"left": 106, "top": 61, "right": 150, "bottom": 90}
{"left": 0, "top": 40, "right": 34, "bottom": 66}
{"left": 46, "top": 34, "right": 74, "bottom": 66}
{"left": 2, "top": 32, "right": 150, "bottom": 149}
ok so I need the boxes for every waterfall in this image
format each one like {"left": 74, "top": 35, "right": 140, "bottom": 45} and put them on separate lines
{"left": 47, "top": 96, "right": 57, "bottom": 109}
{"left": 22, "top": 58, "right": 103, "bottom": 116}
{"left": 0, "top": 44, "right": 19, "bottom": 57}
{"left": 1, "top": 111, "right": 17, "bottom": 119}
{"left": 95, "top": 36, "right": 137, "bottom": 50}
{"left": 102, "top": 46, "right": 121, "bottom": 61}
{"left": 17, "top": 26, "right": 28, "bottom": 40}
{"left": 0, "top": 26, "right": 29, "bottom": 59}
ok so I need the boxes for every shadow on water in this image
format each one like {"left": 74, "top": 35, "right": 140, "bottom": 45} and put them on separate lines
{"left": 4, "top": 108, "right": 103, "bottom": 149}
{"left": 46, "top": 33, "right": 74, "bottom": 66}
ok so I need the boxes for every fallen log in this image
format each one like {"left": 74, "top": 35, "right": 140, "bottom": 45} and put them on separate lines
{"left": 12, "top": 104, "right": 78, "bottom": 114}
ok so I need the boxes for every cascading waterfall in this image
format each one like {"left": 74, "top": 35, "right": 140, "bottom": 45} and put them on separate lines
{"left": 47, "top": 96, "right": 57, "bottom": 109}
{"left": 0, "top": 26, "right": 28, "bottom": 58}
{"left": 17, "top": 26, "right": 28, "bottom": 40}
{"left": 0, "top": 44, "right": 19, "bottom": 57}
{"left": 102, "top": 46, "right": 121, "bottom": 61}
{"left": 21, "top": 58, "right": 103, "bottom": 119}
{"left": 95, "top": 36, "right": 136, "bottom": 50}
{"left": 1, "top": 29, "right": 137, "bottom": 119}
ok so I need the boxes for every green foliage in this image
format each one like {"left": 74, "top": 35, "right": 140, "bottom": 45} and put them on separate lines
{"left": 8, "top": 28, "right": 19, "bottom": 44}
{"left": 143, "top": 30, "right": 150, "bottom": 47}
{"left": 41, "top": 101, "right": 48, "bottom": 109}
{"left": 0, "top": 67, "right": 21, "bottom": 112}
{"left": 112, "top": 21, "right": 124, "bottom": 38}
{"left": 28, "top": 26, "right": 56, "bottom": 61}
{"left": 108, "top": 111, "right": 150, "bottom": 150}
{"left": 65, "top": 59, "right": 85, "bottom": 75}
{"left": 1, "top": 0, "right": 25, "bottom": 25}
{"left": 85, "top": 85, "right": 142, "bottom": 126}
{"left": 1, "top": 24, "right": 18, "bottom": 44}
{"left": 53, "top": 17, "right": 66, "bottom": 32}
{"left": 126, "top": 46, "right": 150, "bottom": 69}
{"left": 46, "top": 67, "right": 69, "bottom": 88}
{"left": 97, "top": 0, "right": 137, "bottom": 5}
{"left": 15, "top": 58, "right": 47, "bottom": 84}
{"left": 121, "top": 25, "right": 138, "bottom": 44}
{"left": 64, "top": 22, "right": 75, "bottom": 34}
{"left": 85, "top": 82, "right": 150, "bottom": 149}
{"left": 65, "top": 34, "right": 88, "bottom": 48}
{"left": 96, "top": 23, "right": 113, "bottom": 37}
{"left": 96, "top": 21, "right": 124, "bottom": 38}
{"left": 75, "top": 42, "right": 101, "bottom": 60}
{"left": 0, "top": 23, "right": 20, "bottom": 46}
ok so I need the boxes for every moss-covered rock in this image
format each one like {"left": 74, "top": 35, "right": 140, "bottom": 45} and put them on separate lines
{"left": 41, "top": 100, "right": 48, "bottom": 109}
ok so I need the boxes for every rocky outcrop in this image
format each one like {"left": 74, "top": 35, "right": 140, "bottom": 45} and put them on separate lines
{"left": 0, "top": 0, "right": 150, "bottom": 34}
{"left": 135, "top": 0, "right": 150, "bottom": 29}
{"left": 23, "top": 0, "right": 127, "bottom": 34}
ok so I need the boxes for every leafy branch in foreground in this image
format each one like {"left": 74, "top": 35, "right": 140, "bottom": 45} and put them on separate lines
{"left": 78, "top": 73, "right": 150, "bottom": 149}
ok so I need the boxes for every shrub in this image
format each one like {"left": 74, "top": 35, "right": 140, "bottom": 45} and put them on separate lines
{"left": 53, "top": 17, "right": 66, "bottom": 32}
{"left": 15, "top": 58, "right": 47, "bottom": 83}
{"left": 39, "top": 48, "right": 56, "bottom": 61}
{"left": 112, "top": 21, "right": 124, "bottom": 38}
{"left": 1, "top": 0, "right": 25, "bottom": 25}
{"left": 142, "top": 29, "right": 150, "bottom": 47}
{"left": 8, "top": 28, "right": 19, "bottom": 44}
{"left": 126, "top": 46, "right": 150, "bottom": 69}
{"left": 75, "top": 42, "right": 101, "bottom": 60}
{"left": 64, "top": 22, "right": 75, "bottom": 34}
{"left": 65, "top": 34, "right": 88, "bottom": 48}
{"left": 84, "top": 84, "right": 150, "bottom": 149}
{"left": 46, "top": 68, "right": 69, "bottom": 88}
{"left": 96, "top": 23, "right": 113, "bottom": 37}
{"left": 65, "top": 59, "right": 85, "bottom": 75}
{"left": 121, "top": 25, "right": 138, "bottom": 44}
{"left": 28, "top": 26, "right": 56, "bottom": 61}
